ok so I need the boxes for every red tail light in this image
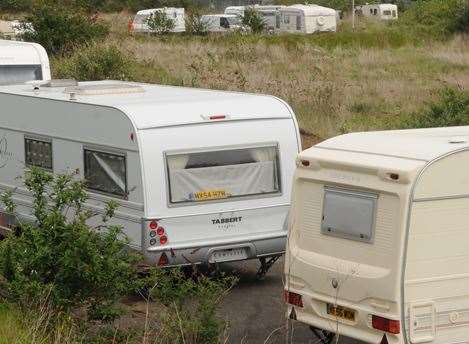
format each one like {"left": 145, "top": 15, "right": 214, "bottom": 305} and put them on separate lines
{"left": 209, "top": 115, "right": 226, "bottom": 120}
{"left": 157, "top": 227, "right": 165, "bottom": 236}
{"left": 159, "top": 235, "right": 168, "bottom": 245}
{"left": 284, "top": 290, "right": 303, "bottom": 308}
{"left": 372, "top": 315, "right": 400, "bottom": 334}
{"left": 157, "top": 252, "right": 169, "bottom": 266}
{"left": 149, "top": 220, "right": 158, "bottom": 230}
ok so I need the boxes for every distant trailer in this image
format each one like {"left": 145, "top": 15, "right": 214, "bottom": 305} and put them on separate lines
{"left": 0, "top": 39, "right": 51, "bottom": 85}
{"left": 201, "top": 14, "right": 242, "bottom": 33}
{"left": 276, "top": 4, "right": 337, "bottom": 34}
{"left": 0, "top": 20, "right": 34, "bottom": 40}
{"left": 224, "top": 5, "right": 285, "bottom": 32}
{"left": 356, "top": 3, "right": 398, "bottom": 21}
{"left": 130, "top": 8, "right": 185, "bottom": 33}
{"left": 0, "top": 80, "right": 301, "bottom": 271}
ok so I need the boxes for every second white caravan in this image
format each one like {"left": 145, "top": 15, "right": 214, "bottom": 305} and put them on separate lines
{"left": 0, "top": 40, "right": 51, "bottom": 85}
{"left": 285, "top": 127, "right": 469, "bottom": 344}
{"left": 0, "top": 81, "right": 301, "bottom": 273}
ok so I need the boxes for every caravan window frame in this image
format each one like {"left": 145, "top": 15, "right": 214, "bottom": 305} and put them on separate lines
{"left": 24, "top": 136, "right": 53, "bottom": 171}
{"left": 164, "top": 142, "right": 283, "bottom": 208}
{"left": 83, "top": 147, "right": 128, "bottom": 199}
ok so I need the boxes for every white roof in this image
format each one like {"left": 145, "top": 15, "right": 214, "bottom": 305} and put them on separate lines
{"left": 0, "top": 80, "right": 294, "bottom": 130}
{"left": 281, "top": 4, "right": 336, "bottom": 16}
{"left": 304, "top": 127, "right": 469, "bottom": 162}
{"left": 202, "top": 14, "right": 237, "bottom": 18}
{"left": 0, "top": 39, "right": 47, "bottom": 65}
{"left": 136, "top": 8, "right": 183, "bottom": 15}
{"left": 361, "top": 3, "right": 398, "bottom": 9}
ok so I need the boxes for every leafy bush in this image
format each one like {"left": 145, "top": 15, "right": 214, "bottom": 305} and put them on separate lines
{"left": 241, "top": 8, "right": 266, "bottom": 34}
{"left": 146, "top": 10, "right": 176, "bottom": 35}
{"left": 0, "top": 168, "right": 139, "bottom": 316}
{"left": 185, "top": 10, "right": 209, "bottom": 36}
{"left": 402, "top": 88, "right": 469, "bottom": 128}
{"left": 21, "top": 3, "right": 109, "bottom": 55}
{"left": 0, "top": 0, "right": 32, "bottom": 11}
{"left": 53, "top": 44, "right": 130, "bottom": 81}
{"left": 136, "top": 268, "right": 237, "bottom": 344}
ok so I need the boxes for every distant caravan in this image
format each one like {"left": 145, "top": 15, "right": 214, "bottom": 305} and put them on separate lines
{"left": 276, "top": 5, "right": 337, "bottom": 34}
{"left": 129, "top": 8, "right": 186, "bottom": 33}
{"left": 0, "top": 40, "right": 51, "bottom": 85}
{"left": 0, "top": 80, "right": 301, "bottom": 276}
{"left": 356, "top": 4, "right": 398, "bottom": 21}
{"left": 285, "top": 127, "right": 469, "bottom": 343}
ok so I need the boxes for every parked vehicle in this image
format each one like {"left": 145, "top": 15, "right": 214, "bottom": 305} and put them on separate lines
{"left": 285, "top": 126, "right": 469, "bottom": 343}
{"left": 201, "top": 14, "right": 242, "bottom": 33}
{"left": 0, "top": 80, "right": 301, "bottom": 274}
{"left": 0, "top": 40, "right": 51, "bottom": 85}
{"left": 130, "top": 8, "right": 186, "bottom": 33}
{"left": 224, "top": 5, "right": 285, "bottom": 32}
{"left": 276, "top": 5, "right": 337, "bottom": 34}
{"left": 356, "top": 4, "right": 398, "bottom": 21}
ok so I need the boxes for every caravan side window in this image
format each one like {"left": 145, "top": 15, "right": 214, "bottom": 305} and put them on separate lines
{"left": 321, "top": 187, "right": 378, "bottom": 243}
{"left": 84, "top": 149, "right": 127, "bottom": 198}
{"left": 25, "top": 137, "right": 53, "bottom": 170}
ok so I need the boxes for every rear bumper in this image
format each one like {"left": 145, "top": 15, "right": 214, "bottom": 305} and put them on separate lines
{"left": 285, "top": 290, "right": 402, "bottom": 344}
{"left": 143, "top": 232, "right": 286, "bottom": 266}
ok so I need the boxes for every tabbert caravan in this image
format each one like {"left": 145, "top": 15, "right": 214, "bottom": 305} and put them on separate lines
{"left": 224, "top": 5, "right": 285, "bottom": 31}
{"left": 356, "top": 4, "right": 398, "bottom": 21}
{"left": 0, "top": 80, "right": 301, "bottom": 275}
{"left": 276, "top": 5, "right": 337, "bottom": 34}
{"left": 201, "top": 14, "right": 242, "bottom": 33}
{"left": 285, "top": 126, "right": 469, "bottom": 344}
{"left": 0, "top": 40, "right": 51, "bottom": 85}
{"left": 130, "top": 8, "right": 185, "bottom": 33}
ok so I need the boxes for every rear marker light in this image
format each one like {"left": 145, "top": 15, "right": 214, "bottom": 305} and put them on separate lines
{"left": 150, "top": 238, "right": 157, "bottom": 246}
{"left": 149, "top": 231, "right": 157, "bottom": 238}
{"left": 301, "top": 160, "right": 310, "bottom": 167}
{"left": 209, "top": 115, "right": 226, "bottom": 120}
{"left": 372, "top": 315, "right": 400, "bottom": 334}
{"left": 157, "top": 252, "right": 169, "bottom": 266}
{"left": 159, "top": 235, "right": 168, "bottom": 245}
{"left": 149, "top": 221, "right": 158, "bottom": 230}
{"left": 284, "top": 290, "right": 303, "bottom": 308}
{"left": 157, "top": 227, "right": 165, "bottom": 236}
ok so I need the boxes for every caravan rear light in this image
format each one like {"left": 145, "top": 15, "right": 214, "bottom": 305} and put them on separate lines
{"left": 209, "top": 115, "right": 226, "bottom": 120}
{"left": 284, "top": 290, "right": 303, "bottom": 308}
{"left": 159, "top": 235, "right": 168, "bottom": 245}
{"left": 157, "top": 252, "right": 169, "bottom": 266}
{"left": 301, "top": 160, "right": 310, "bottom": 167}
{"left": 149, "top": 220, "right": 158, "bottom": 230}
{"left": 372, "top": 315, "right": 400, "bottom": 334}
{"left": 156, "top": 227, "right": 165, "bottom": 236}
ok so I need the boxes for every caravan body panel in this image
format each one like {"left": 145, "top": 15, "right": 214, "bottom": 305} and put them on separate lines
{"left": 276, "top": 5, "right": 337, "bottom": 34}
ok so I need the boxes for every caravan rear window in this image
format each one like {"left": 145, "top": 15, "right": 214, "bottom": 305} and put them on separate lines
{"left": 84, "top": 149, "right": 127, "bottom": 198}
{"left": 0, "top": 65, "right": 42, "bottom": 85}
{"left": 321, "top": 187, "right": 378, "bottom": 243}
{"left": 166, "top": 145, "right": 281, "bottom": 204}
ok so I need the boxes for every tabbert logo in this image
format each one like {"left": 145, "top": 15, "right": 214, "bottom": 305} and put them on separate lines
{"left": 0, "top": 137, "right": 13, "bottom": 168}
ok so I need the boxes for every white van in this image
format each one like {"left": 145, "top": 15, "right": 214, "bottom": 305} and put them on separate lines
{"left": 356, "top": 4, "right": 398, "bottom": 21}
{"left": 130, "top": 8, "right": 185, "bottom": 33}
{"left": 0, "top": 40, "right": 51, "bottom": 85}
{"left": 276, "top": 5, "right": 337, "bottom": 34}
{"left": 201, "top": 14, "right": 242, "bottom": 33}
{"left": 285, "top": 126, "right": 469, "bottom": 344}
{"left": 0, "top": 80, "right": 301, "bottom": 273}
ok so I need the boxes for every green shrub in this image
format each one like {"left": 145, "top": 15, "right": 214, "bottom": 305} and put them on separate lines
{"left": 402, "top": 88, "right": 469, "bottom": 129}
{"left": 136, "top": 268, "right": 237, "bottom": 344}
{"left": 53, "top": 44, "right": 130, "bottom": 81}
{"left": 21, "top": 3, "right": 109, "bottom": 55}
{"left": 0, "top": 0, "right": 32, "bottom": 11}
{"left": 241, "top": 8, "right": 266, "bottom": 34}
{"left": 0, "top": 168, "right": 139, "bottom": 316}
{"left": 185, "top": 9, "right": 209, "bottom": 36}
{"left": 146, "top": 10, "right": 176, "bottom": 35}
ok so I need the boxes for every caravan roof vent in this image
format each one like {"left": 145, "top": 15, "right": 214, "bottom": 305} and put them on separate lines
{"left": 449, "top": 137, "right": 467, "bottom": 144}
{"left": 64, "top": 84, "right": 145, "bottom": 96}
{"left": 44, "top": 79, "right": 78, "bottom": 88}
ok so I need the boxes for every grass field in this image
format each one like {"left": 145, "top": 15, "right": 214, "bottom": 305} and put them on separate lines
{"left": 53, "top": 12, "right": 468, "bottom": 147}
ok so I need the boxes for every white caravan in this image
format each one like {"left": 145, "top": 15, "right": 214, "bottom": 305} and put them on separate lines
{"left": 201, "top": 14, "right": 242, "bottom": 33}
{"left": 0, "top": 20, "right": 35, "bottom": 40}
{"left": 356, "top": 4, "right": 398, "bottom": 21}
{"left": 285, "top": 126, "right": 469, "bottom": 344}
{"left": 276, "top": 5, "right": 337, "bottom": 34}
{"left": 0, "top": 40, "right": 51, "bottom": 85}
{"left": 130, "top": 8, "right": 185, "bottom": 33}
{"left": 0, "top": 80, "right": 301, "bottom": 274}
{"left": 224, "top": 5, "right": 285, "bottom": 31}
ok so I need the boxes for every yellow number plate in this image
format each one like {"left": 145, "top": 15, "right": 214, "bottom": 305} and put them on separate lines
{"left": 193, "top": 190, "right": 227, "bottom": 201}
{"left": 327, "top": 304, "right": 355, "bottom": 321}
